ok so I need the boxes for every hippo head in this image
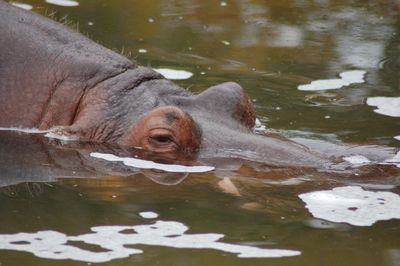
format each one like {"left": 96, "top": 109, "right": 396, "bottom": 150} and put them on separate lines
{"left": 116, "top": 81, "right": 257, "bottom": 161}
{"left": 107, "top": 77, "right": 328, "bottom": 169}
{"left": 62, "top": 74, "right": 326, "bottom": 168}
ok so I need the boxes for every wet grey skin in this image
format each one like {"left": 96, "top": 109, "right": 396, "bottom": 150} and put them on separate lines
{"left": 0, "top": 0, "right": 330, "bottom": 169}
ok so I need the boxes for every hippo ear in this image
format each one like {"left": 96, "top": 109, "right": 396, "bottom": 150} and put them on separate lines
{"left": 196, "top": 82, "right": 256, "bottom": 129}
{"left": 119, "top": 106, "right": 201, "bottom": 159}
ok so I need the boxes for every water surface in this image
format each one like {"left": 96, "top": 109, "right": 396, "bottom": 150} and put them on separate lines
{"left": 2, "top": 0, "right": 400, "bottom": 265}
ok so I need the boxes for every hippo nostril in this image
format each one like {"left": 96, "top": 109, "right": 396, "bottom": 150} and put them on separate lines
{"left": 195, "top": 82, "right": 256, "bottom": 129}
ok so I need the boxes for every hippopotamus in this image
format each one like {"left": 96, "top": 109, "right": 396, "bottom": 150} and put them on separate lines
{"left": 1, "top": 1, "right": 386, "bottom": 170}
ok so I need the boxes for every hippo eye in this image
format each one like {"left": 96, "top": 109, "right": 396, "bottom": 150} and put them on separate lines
{"left": 148, "top": 129, "right": 178, "bottom": 149}
{"left": 150, "top": 134, "right": 174, "bottom": 144}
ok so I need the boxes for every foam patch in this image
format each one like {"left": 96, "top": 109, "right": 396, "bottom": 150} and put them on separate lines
{"left": 0, "top": 127, "right": 79, "bottom": 142}
{"left": 139, "top": 212, "right": 159, "bottom": 219}
{"left": 0, "top": 215, "right": 300, "bottom": 262}
{"left": 343, "top": 155, "right": 371, "bottom": 166}
{"left": 264, "top": 177, "right": 311, "bottom": 186}
{"left": 91, "top": 152, "right": 214, "bottom": 173}
{"left": 299, "top": 186, "right": 400, "bottom": 226}
{"left": 11, "top": 2, "right": 33, "bottom": 10}
{"left": 382, "top": 151, "right": 400, "bottom": 168}
{"left": 254, "top": 118, "right": 266, "bottom": 133}
{"left": 45, "top": 0, "right": 79, "bottom": 6}
{"left": 153, "top": 68, "right": 193, "bottom": 80}
{"left": 44, "top": 132, "right": 80, "bottom": 141}
{"left": 0, "top": 127, "right": 50, "bottom": 134}
{"left": 298, "top": 70, "right": 366, "bottom": 91}
{"left": 366, "top": 97, "right": 400, "bottom": 117}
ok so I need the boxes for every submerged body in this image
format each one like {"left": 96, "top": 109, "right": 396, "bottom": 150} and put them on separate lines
{"left": 0, "top": 1, "right": 330, "bottom": 168}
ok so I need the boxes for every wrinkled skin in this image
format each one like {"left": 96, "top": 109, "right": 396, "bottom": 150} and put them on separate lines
{"left": 0, "top": 1, "right": 337, "bottom": 169}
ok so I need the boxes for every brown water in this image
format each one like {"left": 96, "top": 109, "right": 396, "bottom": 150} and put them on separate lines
{"left": 1, "top": 0, "right": 400, "bottom": 265}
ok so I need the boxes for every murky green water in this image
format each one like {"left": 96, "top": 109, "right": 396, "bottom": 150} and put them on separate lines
{"left": 1, "top": 0, "right": 400, "bottom": 265}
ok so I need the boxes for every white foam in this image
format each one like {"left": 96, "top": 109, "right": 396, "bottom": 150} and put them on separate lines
{"left": 381, "top": 151, "right": 400, "bottom": 168}
{"left": 0, "top": 127, "right": 81, "bottom": 142}
{"left": 91, "top": 152, "right": 214, "bottom": 173}
{"left": 299, "top": 186, "right": 400, "bottom": 226}
{"left": 45, "top": 0, "right": 79, "bottom": 7}
{"left": 366, "top": 97, "right": 400, "bottom": 117}
{"left": 11, "top": 2, "right": 33, "bottom": 10}
{"left": 221, "top": 40, "right": 230, "bottom": 46}
{"left": 0, "top": 218, "right": 300, "bottom": 262}
{"left": 153, "top": 68, "right": 193, "bottom": 80}
{"left": 343, "top": 155, "right": 371, "bottom": 166}
{"left": 44, "top": 132, "right": 80, "bottom": 141}
{"left": 0, "top": 127, "right": 50, "bottom": 134}
{"left": 264, "top": 177, "right": 311, "bottom": 186}
{"left": 139, "top": 212, "right": 159, "bottom": 219}
{"left": 254, "top": 118, "right": 266, "bottom": 133}
{"left": 255, "top": 118, "right": 262, "bottom": 128}
{"left": 298, "top": 70, "right": 366, "bottom": 91}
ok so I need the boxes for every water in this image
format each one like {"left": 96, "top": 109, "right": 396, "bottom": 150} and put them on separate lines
{"left": 2, "top": 0, "right": 400, "bottom": 265}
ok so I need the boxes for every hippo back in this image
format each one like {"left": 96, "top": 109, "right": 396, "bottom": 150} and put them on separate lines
{"left": 0, "top": 0, "right": 135, "bottom": 128}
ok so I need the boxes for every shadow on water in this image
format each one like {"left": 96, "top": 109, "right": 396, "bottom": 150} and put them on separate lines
{"left": 1, "top": 0, "right": 400, "bottom": 265}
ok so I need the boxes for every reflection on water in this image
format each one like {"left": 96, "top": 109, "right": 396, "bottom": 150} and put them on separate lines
{"left": 2, "top": 0, "right": 400, "bottom": 265}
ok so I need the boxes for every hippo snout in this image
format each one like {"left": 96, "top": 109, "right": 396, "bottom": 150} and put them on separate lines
{"left": 194, "top": 82, "right": 257, "bottom": 129}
